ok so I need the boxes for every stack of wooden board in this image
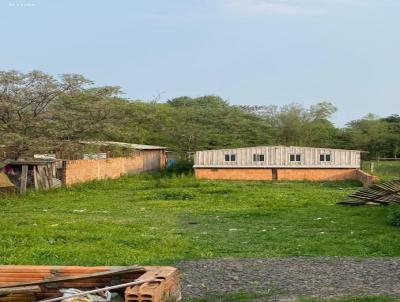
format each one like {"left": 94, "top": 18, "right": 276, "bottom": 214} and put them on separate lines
{"left": 0, "top": 265, "right": 181, "bottom": 302}
{"left": 338, "top": 180, "right": 400, "bottom": 205}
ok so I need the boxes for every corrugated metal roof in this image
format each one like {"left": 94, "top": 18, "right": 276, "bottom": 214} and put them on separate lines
{"left": 79, "top": 141, "right": 167, "bottom": 150}
{"left": 196, "top": 145, "right": 364, "bottom": 152}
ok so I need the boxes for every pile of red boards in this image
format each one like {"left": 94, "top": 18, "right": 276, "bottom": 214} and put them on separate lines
{"left": 0, "top": 265, "right": 181, "bottom": 302}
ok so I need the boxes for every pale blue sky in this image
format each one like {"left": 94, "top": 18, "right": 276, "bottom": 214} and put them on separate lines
{"left": 1, "top": 0, "right": 399, "bottom": 125}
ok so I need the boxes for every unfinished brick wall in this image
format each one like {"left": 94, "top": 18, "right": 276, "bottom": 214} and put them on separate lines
{"left": 195, "top": 168, "right": 273, "bottom": 180}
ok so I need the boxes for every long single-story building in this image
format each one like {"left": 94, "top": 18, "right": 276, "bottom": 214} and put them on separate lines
{"left": 194, "top": 146, "right": 375, "bottom": 184}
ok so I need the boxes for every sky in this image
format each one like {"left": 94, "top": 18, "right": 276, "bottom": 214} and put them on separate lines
{"left": 1, "top": 0, "right": 399, "bottom": 126}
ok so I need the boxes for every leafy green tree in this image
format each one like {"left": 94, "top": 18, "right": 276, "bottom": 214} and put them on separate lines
{"left": 342, "top": 114, "right": 390, "bottom": 158}
{"left": 241, "top": 101, "right": 338, "bottom": 147}
{"left": 381, "top": 115, "right": 400, "bottom": 158}
{"left": 1, "top": 69, "right": 398, "bottom": 161}
{"left": 0, "top": 70, "right": 90, "bottom": 157}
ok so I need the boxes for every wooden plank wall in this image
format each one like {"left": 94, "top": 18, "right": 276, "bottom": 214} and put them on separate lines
{"left": 194, "top": 146, "right": 361, "bottom": 168}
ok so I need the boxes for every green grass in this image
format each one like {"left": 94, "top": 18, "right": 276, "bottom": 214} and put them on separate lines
{"left": 1, "top": 173, "right": 400, "bottom": 265}
{"left": 362, "top": 160, "right": 400, "bottom": 181}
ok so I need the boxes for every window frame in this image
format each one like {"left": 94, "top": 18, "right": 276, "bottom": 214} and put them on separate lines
{"left": 320, "top": 154, "right": 331, "bottom": 162}
{"left": 253, "top": 154, "right": 265, "bottom": 162}
{"left": 290, "top": 154, "right": 302, "bottom": 162}
{"left": 224, "top": 153, "right": 236, "bottom": 162}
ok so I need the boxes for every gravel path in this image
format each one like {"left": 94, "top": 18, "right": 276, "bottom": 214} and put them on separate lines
{"left": 176, "top": 258, "right": 400, "bottom": 300}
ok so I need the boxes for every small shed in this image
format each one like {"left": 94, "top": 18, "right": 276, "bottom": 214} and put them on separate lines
{"left": 1, "top": 159, "right": 62, "bottom": 193}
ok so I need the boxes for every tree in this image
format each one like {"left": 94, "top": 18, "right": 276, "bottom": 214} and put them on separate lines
{"left": 51, "top": 86, "right": 125, "bottom": 141}
{"left": 1, "top": 69, "right": 398, "bottom": 160}
{"left": 242, "top": 102, "right": 338, "bottom": 147}
{"left": 342, "top": 114, "right": 390, "bottom": 158}
{"left": 0, "top": 70, "right": 90, "bottom": 157}
{"left": 381, "top": 115, "right": 400, "bottom": 158}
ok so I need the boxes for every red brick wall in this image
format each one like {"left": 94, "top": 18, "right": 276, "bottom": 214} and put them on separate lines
{"left": 277, "top": 168, "right": 357, "bottom": 181}
{"left": 195, "top": 168, "right": 273, "bottom": 180}
{"left": 355, "top": 169, "right": 379, "bottom": 187}
{"left": 64, "top": 150, "right": 165, "bottom": 186}
{"left": 195, "top": 168, "right": 359, "bottom": 182}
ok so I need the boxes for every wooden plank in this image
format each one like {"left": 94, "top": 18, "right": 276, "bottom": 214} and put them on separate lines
{"left": 0, "top": 286, "right": 40, "bottom": 295}
{"left": 195, "top": 147, "right": 363, "bottom": 168}
{"left": 37, "top": 278, "right": 157, "bottom": 302}
{"left": 0, "top": 266, "right": 144, "bottom": 289}
{"left": 37, "top": 166, "right": 48, "bottom": 190}
{"left": 46, "top": 165, "right": 53, "bottom": 188}
{"left": 33, "top": 166, "right": 38, "bottom": 191}
{"left": 19, "top": 165, "right": 28, "bottom": 194}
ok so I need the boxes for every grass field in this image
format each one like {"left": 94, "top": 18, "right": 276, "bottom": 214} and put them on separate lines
{"left": 1, "top": 173, "right": 400, "bottom": 265}
{"left": 362, "top": 160, "right": 400, "bottom": 181}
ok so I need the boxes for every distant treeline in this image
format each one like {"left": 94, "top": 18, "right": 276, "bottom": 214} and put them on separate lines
{"left": 0, "top": 70, "right": 399, "bottom": 159}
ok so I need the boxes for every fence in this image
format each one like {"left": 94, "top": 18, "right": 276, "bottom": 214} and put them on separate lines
{"left": 361, "top": 160, "right": 400, "bottom": 181}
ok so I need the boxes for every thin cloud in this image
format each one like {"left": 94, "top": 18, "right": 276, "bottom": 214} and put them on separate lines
{"left": 221, "top": 0, "right": 326, "bottom": 16}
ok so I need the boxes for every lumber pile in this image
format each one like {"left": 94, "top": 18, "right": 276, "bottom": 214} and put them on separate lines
{"left": 338, "top": 180, "right": 400, "bottom": 205}
{"left": 0, "top": 265, "right": 181, "bottom": 302}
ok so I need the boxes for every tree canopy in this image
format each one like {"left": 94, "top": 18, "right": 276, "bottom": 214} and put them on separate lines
{"left": 1, "top": 70, "right": 398, "bottom": 159}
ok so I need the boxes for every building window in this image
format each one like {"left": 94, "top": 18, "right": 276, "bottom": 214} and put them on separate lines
{"left": 290, "top": 154, "right": 301, "bottom": 162}
{"left": 253, "top": 154, "right": 265, "bottom": 162}
{"left": 225, "top": 154, "right": 236, "bottom": 162}
{"left": 320, "top": 154, "right": 331, "bottom": 162}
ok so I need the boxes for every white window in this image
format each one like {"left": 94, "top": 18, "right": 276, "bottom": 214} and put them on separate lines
{"left": 290, "top": 154, "right": 301, "bottom": 162}
{"left": 320, "top": 154, "right": 331, "bottom": 162}
{"left": 224, "top": 154, "right": 236, "bottom": 162}
{"left": 253, "top": 154, "right": 265, "bottom": 162}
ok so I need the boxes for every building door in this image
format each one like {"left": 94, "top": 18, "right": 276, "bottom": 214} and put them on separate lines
{"left": 144, "top": 151, "right": 161, "bottom": 171}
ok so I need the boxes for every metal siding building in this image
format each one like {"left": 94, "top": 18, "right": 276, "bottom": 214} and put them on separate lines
{"left": 194, "top": 146, "right": 362, "bottom": 181}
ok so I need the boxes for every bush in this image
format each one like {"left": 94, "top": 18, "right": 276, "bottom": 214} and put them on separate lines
{"left": 388, "top": 204, "right": 400, "bottom": 226}
{"left": 166, "top": 159, "right": 193, "bottom": 175}
{"left": 147, "top": 189, "right": 196, "bottom": 201}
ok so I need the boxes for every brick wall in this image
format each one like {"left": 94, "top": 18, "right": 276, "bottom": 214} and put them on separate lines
{"left": 355, "top": 169, "right": 379, "bottom": 187}
{"left": 277, "top": 168, "right": 358, "bottom": 181}
{"left": 63, "top": 150, "right": 166, "bottom": 186}
{"left": 195, "top": 167, "right": 359, "bottom": 182}
{"left": 195, "top": 167, "right": 379, "bottom": 187}
{"left": 195, "top": 168, "right": 273, "bottom": 180}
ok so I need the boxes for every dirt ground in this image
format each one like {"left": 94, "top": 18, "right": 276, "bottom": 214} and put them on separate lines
{"left": 177, "top": 257, "right": 400, "bottom": 300}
